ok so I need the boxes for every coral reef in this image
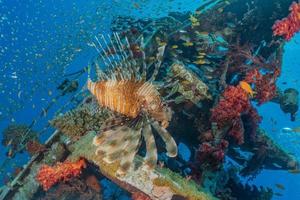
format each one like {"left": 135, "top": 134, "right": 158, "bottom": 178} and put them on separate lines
{"left": 85, "top": 175, "right": 101, "bottom": 192}
{"left": 272, "top": 1, "right": 300, "bottom": 41}
{"left": 36, "top": 158, "right": 86, "bottom": 191}
{"left": 1, "top": 124, "right": 38, "bottom": 157}
{"left": 226, "top": 178, "right": 273, "bottom": 200}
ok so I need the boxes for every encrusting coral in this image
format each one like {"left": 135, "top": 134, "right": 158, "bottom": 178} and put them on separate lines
{"left": 68, "top": 131, "right": 216, "bottom": 200}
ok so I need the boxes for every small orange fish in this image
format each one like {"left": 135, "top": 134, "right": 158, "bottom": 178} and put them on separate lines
{"left": 239, "top": 81, "right": 254, "bottom": 97}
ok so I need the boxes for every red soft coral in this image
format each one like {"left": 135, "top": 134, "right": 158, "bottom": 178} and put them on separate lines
{"left": 211, "top": 85, "right": 260, "bottom": 144}
{"left": 244, "top": 68, "right": 280, "bottom": 104}
{"left": 36, "top": 159, "right": 86, "bottom": 191}
{"left": 272, "top": 1, "right": 300, "bottom": 41}
{"left": 195, "top": 139, "right": 228, "bottom": 170}
{"left": 211, "top": 86, "right": 250, "bottom": 127}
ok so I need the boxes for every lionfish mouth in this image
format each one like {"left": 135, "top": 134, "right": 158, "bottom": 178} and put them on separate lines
{"left": 87, "top": 32, "right": 178, "bottom": 175}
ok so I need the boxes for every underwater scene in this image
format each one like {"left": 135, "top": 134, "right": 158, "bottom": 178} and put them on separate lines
{"left": 0, "top": 0, "right": 300, "bottom": 199}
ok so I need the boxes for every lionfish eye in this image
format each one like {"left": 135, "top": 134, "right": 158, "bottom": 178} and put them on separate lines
{"left": 150, "top": 104, "right": 157, "bottom": 110}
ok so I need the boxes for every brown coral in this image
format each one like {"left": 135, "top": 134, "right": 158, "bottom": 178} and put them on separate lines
{"left": 50, "top": 97, "right": 110, "bottom": 141}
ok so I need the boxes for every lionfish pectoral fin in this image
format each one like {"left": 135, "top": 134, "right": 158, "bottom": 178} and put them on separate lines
{"left": 94, "top": 124, "right": 129, "bottom": 150}
{"left": 116, "top": 128, "right": 142, "bottom": 176}
{"left": 93, "top": 116, "right": 130, "bottom": 160}
{"left": 142, "top": 124, "right": 158, "bottom": 169}
{"left": 152, "top": 121, "right": 178, "bottom": 157}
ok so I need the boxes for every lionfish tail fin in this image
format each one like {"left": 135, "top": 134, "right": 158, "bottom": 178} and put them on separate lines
{"left": 152, "top": 121, "right": 177, "bottom": 157}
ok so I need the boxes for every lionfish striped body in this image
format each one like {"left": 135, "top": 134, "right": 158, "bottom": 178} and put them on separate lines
{"left": 87, "top": 33, "right": 177, "bottom": 175}
{"left": 87, "top": 80, "right": 161, "bottom": 119}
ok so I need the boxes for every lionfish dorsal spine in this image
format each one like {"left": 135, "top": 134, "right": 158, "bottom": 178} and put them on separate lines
{"left": 140, "top": 36, "right": 147, "bottom": 80}
{"left": 148, "top": 45, "right": 166, "bottom": 82}
{"left": 95, "top": 35, "right": 117, "bottom": 69}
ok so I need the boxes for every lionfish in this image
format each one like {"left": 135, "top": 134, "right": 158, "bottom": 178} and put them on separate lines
{"left": 87, "top": 33, "right": 177, "bottom": 175}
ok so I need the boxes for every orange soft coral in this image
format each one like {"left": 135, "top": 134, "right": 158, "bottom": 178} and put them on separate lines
{"left": 272, "top": 1, "right": 300, "bottom": 41}
{"left": 36, "top": 159, "right": 86, "bottom": 191}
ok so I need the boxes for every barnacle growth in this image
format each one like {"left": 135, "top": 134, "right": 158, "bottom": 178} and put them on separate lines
{"left": 88, "top": 33, "right": 178, "bottom": 175}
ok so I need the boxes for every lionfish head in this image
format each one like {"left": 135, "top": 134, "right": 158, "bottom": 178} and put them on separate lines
{"left": 143, "top": 96, "right": 172, "bottom": 128}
